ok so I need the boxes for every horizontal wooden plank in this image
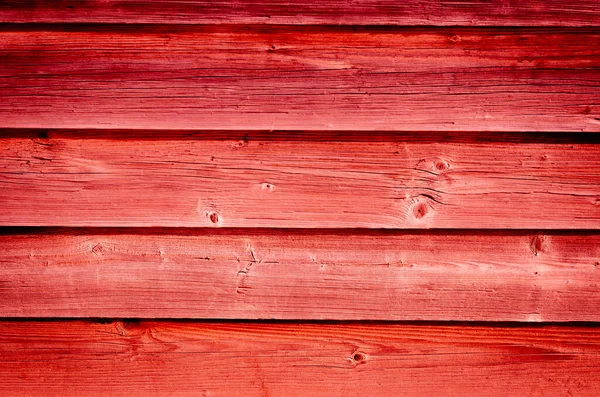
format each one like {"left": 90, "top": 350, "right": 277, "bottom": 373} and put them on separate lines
{"left": 1, "top": 0, "right": 600, "bottom": 26}
{"left": 1, "top": 229, "right": 599, "bottom": 320}
{"left": 0, "top": 27, "right": 598, "bottom": 132}
{"left": 1, "top": 136, "right": 599, "bottom": 228}
{"left": 1, "top": 320, "right": 599, "bottom": 396}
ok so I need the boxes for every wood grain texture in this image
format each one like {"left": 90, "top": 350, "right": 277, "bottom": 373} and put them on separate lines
{"left": 1, "top": 321, "right": 599, "bottom": 396}
{"left": 1, "top": 0, "right": 600, "bottom": 26}
{"left": 1, "top": 136, "right": 599, "bottom": 228}
{"left": 1, "top": 229, "right": 599, "bottom": 320}
{"left": 1, "top": 27, "right": 599, "bottom": 132}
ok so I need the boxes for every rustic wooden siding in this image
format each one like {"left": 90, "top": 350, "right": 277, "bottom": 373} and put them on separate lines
{"left": 0, "top": 1, "right": 599, "bottom": 395}
{"left": 1, "top": 26, "right": 598, "bottom": 131}
{"left": 1, "top": 0, "right": 599, "bottom": 26}
{"left": 1, "top": 229, "right": 600, "bottom": 321}
{"left": 2, "top": 135, "right": 600, "bottom": 228}
{"left": 1, "top": 321, "right": 600, "bottom": 396}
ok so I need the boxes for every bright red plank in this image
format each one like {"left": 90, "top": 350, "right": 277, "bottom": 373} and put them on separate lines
{"left": 1, "top": 0, "right": 599, "bottom": 26}
{"left": 1, "top": 229, "right": 599, "bottom": 320}
{"left": 0, "top": 27, "right": 598, "bottom": 131}
{"left": 1, "top": 135, "right": 599, "bottom": 228}
{"left": 1, "top": 321, "right": 599, "bottom": 396}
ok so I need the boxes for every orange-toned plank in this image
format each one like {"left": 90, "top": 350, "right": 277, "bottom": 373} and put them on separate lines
{"left": 1, "top": 135, "right": 599, "bottom": 228}
{"left": 0, "top": 27, "right": 598, "bottom": 132}
{"left": 1, "top": 229, "right": 599, "bottom": 320}
{"left": 1, "top": 0, "right": 599, "bottom": 26}
{"left": 1, "top": 321, "right": 599, "bottom": 396}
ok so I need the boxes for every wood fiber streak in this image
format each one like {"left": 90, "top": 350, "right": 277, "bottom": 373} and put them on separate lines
{"left": 1, "top": 137, "right": 599, "bottom": 228}
{"left": 0, "top": 321, "right": 599, "bottom": 396}
{"left": 1, "top": 230, "right": 600, "bottom": 320}
{"left": 1, "top": 0, "right": 599, "bottom": 26}
{"left": 1, "top": 28, "right": 599, "bottom": 131}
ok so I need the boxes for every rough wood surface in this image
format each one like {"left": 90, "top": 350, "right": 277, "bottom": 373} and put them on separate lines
{"left": 0, "top": 320, "right": 599, "bottom": 396}
{"left": 1, "top": 135, "right": 599, "bottom": 228}
{"left": 1, "top": 27, "right": 599, "bottom": 132}
{"left": 1, "top": 0, "right": 600, "bottom": 26}
{"left": 1, "top": 2, "right": 600, "bottom": 395}
{"left": 1, "top": 229, "right": 599, "bottom": 320}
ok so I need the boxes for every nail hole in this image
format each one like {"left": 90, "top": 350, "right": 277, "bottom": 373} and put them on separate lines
{"left": 434, "top": 160, "right": 449, "bottom": 171}
{"left": 208, "top": 211, "right": 219, "bottom": 224}
{"left": 352, "top": 352, "right": 365, "bottom": 362}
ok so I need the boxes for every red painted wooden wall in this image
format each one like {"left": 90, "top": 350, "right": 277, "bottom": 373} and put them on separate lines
{"left": 0, "top": 1, "right": 599, "bottom": 395}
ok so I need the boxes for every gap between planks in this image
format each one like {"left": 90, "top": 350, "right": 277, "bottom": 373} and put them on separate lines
{"left": 2, "top": 129, "right": 600, "bottom": 143}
